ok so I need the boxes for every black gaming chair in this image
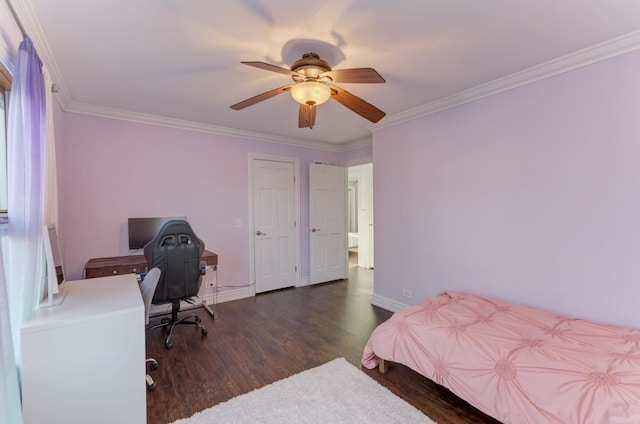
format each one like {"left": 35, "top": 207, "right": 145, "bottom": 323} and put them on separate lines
{"left": 144, "top": 219, "right": 208, "bottom": 349}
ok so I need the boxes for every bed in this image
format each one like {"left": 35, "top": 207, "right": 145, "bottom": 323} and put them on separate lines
{"left": 362, "top": 290, "right": 640, "bottom": 423}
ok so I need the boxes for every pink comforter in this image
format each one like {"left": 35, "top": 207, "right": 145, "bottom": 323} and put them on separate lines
{"left": 362, "top": 291, "right": 640, "bottom": 423}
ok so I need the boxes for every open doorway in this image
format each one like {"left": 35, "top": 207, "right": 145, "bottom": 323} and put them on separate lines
{"left": 348, "top": 179, "right": 359, "bottom": 268}
{"left": 347, "top": 163, "right": 373, "bottom": 269}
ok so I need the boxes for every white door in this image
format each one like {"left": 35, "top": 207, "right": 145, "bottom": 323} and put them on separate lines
{"left": 368, "top": 180, "right": 374, "bottom": 268}
{"left": 252, "top": 159, "right": 297, "bottom": 293}
{"left": 359, "top": 163, "right": 374, "bottom": 269}
{"left": 310, "top": 163, "right": 347, "bottom": 284}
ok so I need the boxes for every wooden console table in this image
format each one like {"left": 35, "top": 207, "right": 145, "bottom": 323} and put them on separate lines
{"left": 85, "top": 250, "right": 218, "bottom": 279}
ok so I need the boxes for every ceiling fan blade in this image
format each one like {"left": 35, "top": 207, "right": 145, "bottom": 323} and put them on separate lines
{"left": 298, "top": 105, "right": 309, "bottom": 128}
{"left": 241, "top": 61, "right": 300, "bottom": 77}
{"left": 320, "top": 68, "right": 385, "bottom": 84}
{"left": 298, "top": 104, "right": 317, "bottom": 129}
{"left": 230, "top": 85, "right": 293, "bottom": 110}
{"left": 330, "top": 86, "right": 386, "bottom": 123}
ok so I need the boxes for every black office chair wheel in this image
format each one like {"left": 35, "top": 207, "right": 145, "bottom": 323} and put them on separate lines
{"left": 165, "top": 340, "right": 173, "bottom": 349}
{"left": 146, "top": 375, "right": 157, "bottom": 392}
{"left": 201, "top": 328, "right": 208, "bottom": 336}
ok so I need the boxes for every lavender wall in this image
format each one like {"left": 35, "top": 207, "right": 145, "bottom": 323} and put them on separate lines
{"left": 57, "top": 112, "right": 368, "bottom": 285}
{"left": 373, "top": 49, "right": 640, "bottom": 328}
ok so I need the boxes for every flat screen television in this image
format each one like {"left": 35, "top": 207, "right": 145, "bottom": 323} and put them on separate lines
{"left": 41, "top": 223, "right": 67, "bottom": 307}
{"left": 128, "top": 216, "right": 187, "bottom": 250}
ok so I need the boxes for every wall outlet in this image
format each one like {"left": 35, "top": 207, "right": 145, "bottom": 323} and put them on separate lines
{"left": 402, "top": 289, "right": 412, "bottom": 298}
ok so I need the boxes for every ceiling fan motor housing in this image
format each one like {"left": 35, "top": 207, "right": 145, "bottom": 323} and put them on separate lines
{"left": 290, "top": 53, "right": 332, "bottom": 80}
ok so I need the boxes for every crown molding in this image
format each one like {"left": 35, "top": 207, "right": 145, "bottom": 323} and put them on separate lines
{"left": 341, "top": 136, "right": 373, "bottom": 151}
{"left": 64, "top": 101, "right": 347, "bottom": 152}
{"left": 13, "top": 0, "right": 349, "bottom": 152}
{"left": 0, "top": 0, "right": 22, "bottom": 76}
{"left": 373, "top": 30, "right": 640, "bottom": 132}
{"left": 12, "top": 1, "right": 349, "bottom": 152}
{"left": 15, "top": 0, "right": 640, "bottom": 149}
{"left": 11, "top": 0, "right": 72, "bottom": 108}
{"left": 0, "top": 37, "right": 15, "bottom": 75}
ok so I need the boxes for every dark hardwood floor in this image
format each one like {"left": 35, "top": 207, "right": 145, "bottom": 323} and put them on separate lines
{"left": 145, "top": 262, "right": 501, "bottom": 424}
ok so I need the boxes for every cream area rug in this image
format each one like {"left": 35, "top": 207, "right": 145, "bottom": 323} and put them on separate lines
{"left": 172, "top": 357, "right": 435, "bottom": 424}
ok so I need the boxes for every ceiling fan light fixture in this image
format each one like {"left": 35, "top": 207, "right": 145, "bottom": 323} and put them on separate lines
{"left": 290, "top": 81, "right": 331, "bottom": 106}
{"left": 232, "top": 53, "right": 386, "bottom": 125}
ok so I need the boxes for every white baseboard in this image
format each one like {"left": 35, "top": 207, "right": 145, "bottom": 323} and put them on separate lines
{"left": 371, "top": 294, "right": 408, "bottom": 313}
{"left": 149, "top": 285, "right": 254, "bottom": 318}
{"left": 211, "top": 285, "right": 254, "bottom": 303}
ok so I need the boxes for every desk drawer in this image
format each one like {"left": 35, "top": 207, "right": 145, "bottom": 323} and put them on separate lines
{"left": 85, "top": 265, "right": 142, "bottom": 279}
{"left": 85, "top": 251, "right": 217, "bottom": 279}
{"left": 85, "top": 256, "right": 147, "bottom": 279}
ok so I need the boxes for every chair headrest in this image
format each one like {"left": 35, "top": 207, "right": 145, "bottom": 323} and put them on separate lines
{"left": 160, "top": 234, "right": 195, "bottom": 247}
{"left": 144, "top": 219, "right": 204, "bottom": 252}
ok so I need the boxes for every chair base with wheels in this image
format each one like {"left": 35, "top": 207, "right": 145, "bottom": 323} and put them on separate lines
{"left": 140, "top": 268, "right": 162, "bottom": 391}
{"left": 149, "top": 299, "right": 208, "bottom": 349}
{"left": 145, "top": 358, "right": 158, "bottom": 391}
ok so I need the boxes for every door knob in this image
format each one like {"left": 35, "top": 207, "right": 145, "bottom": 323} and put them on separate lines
{"left": 311, "top": 228, "right": 320, "bottom": 232}
{"left": 256, "top": 231, "right": 267, "bottom": 236}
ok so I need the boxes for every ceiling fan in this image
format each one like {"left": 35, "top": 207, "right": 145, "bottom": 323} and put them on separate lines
{"left": 230, "top": 52, "right": 386, "bottom": 129}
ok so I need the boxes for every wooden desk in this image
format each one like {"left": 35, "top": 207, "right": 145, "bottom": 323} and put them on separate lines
{"left": 85, "top": 249, "right": 218, "bottom": 278}
{"left": 21, "top": 274, "right": 145, "bottom": 424}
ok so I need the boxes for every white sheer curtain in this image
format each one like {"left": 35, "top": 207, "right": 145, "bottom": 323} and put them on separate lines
{"left": 6, "top": 35, "right": 46, "bottom": 370}
{"left": 0, "top": 32, "right": 57, "bottom": 423}
{"left": 0, "top": 239, "right": 22, "bottom": 424}
{"left": 0, "top": 5, "right": 25, "bottom": 423}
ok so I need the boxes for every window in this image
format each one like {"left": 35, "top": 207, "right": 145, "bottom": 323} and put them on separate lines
{"left": 0, "top": 62, "right": 10, "bottom": 214}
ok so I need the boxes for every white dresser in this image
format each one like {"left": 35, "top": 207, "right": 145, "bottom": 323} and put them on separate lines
{"left": 21, "top": 274, "right": 146, "bottom": 424}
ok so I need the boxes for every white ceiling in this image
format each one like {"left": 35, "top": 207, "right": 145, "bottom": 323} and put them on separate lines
{"left": 16, "top": 0, "right": 640, "bottom": 148}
